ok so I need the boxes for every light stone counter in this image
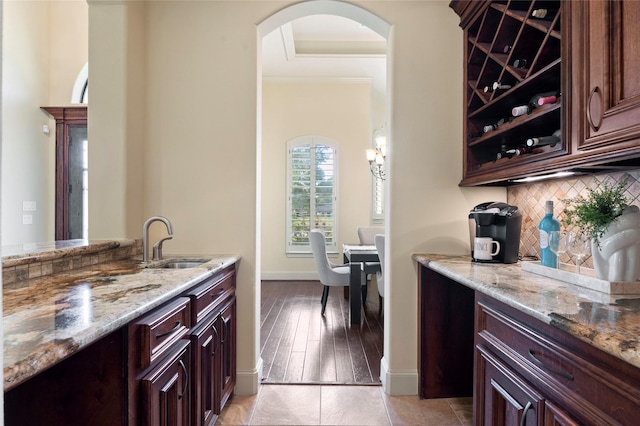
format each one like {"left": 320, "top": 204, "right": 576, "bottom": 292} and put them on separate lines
{"left": 413, "top": 254, "right": 640, "bottom": 370}
{"left": 3, "top": 240, "right": 240, "bottom": 391}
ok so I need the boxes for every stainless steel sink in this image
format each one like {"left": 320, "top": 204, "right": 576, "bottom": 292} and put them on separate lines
{"left": 160, "top": 261, "right": 208, "bottom": 269}
{"left": 148, "top": 259, "right": 211, "bottom": 269}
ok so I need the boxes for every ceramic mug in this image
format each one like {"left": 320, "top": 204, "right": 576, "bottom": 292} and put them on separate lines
{"left": 474, "top": 237, "right": 500, "bottom": 261}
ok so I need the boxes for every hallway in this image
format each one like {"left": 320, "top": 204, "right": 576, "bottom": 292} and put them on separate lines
{"left": 260, "top": 280, "right": 383, "bottom": 384}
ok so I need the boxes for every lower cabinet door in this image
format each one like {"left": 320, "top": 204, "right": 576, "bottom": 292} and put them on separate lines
{"left": 217, "top": 296, "right": 237, "bottom": 412}
{"left": 142, "top": 340, "right": 191, "bottom": 426}
{"left": 544, "top": 401, "right": 580, "bottom": 426}
{"left": 477, "top": 345, "right": 544, "bottom": 426}
{"left": 191, "top": 314, "right": 219, "bottom": 426}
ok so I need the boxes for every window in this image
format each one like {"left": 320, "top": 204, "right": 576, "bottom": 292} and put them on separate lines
{"left": 286, "top": 136, "right": 338, "bottom": 253}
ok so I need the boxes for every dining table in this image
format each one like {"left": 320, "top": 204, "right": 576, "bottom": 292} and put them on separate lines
{"left": 342, "top": 244, "right": 379, "bottom": 325}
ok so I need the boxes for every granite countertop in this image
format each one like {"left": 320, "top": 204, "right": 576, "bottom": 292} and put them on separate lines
{"left": 413, "top": 254, "right": 640, "bottom": 370}
{"left": 3, "top": 249, "right": 240, "bottom": 391}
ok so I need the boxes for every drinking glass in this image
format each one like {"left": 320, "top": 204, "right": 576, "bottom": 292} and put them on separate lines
{"left": 548, "top": 231, "right": 567, "bottom": 268}
{"left": 567, "top": 232, "right": 591, "bottom": 274}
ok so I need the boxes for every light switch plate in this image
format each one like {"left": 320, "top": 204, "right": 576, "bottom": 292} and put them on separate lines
{"left": 23, "top": 201, "right": 37, "bottom": 211}
{"left": 22, "top": 215, "right": 33, "bottom": 225}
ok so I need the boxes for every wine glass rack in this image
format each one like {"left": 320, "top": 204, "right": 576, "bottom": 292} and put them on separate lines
{"left": 461, "top": 0, "right": 563, "bottom": 185}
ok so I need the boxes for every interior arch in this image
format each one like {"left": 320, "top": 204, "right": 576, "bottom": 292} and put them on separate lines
{"left": 256, "top": 0, "right": 392, "bottom": 391}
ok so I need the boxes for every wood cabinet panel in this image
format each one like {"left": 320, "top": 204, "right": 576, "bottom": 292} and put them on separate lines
{"left": 188, "top": 267, "right": 237, "bottom": 426}
{"left": 185, "top": 267, "right": 235, "bottom": 326}
{"left": 133, "top": 296, "right": 191, "bottom": 370}
{"left": 575, "top": 0, "right": 640, "bottom": 153}
{"left": 452, "top": 0, "right": 640, "bottom": 185}
{"left": 476, "top": 345, "right": 543, "bottom": 426}
{"left": 190, "top": 311, "right": 219, "bottom": 426}
{"left": 451, "top": 0, "right": 565, "bottom": 186}
{"left": 417, "top": 266, "right": 475, "bottom": 399}
{"left": 218, "top": 296, "right": 237, "bottom": 411}
{"left": 476, "top": 294, "right": 640, "bottom": 425}
{"left": 141, "top": 340, "right": 191, "bottom": 426}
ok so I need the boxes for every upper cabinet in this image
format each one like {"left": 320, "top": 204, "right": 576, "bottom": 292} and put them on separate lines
{"left": 571, "top": 0, "right": 640, "bottom": 158}
{"left": 451, "top": 0, "right": 640, "bottom": 186}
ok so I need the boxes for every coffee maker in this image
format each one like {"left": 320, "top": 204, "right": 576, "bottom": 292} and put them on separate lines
{"left": 468, "top": 202, "right": 522, "bottom": 263}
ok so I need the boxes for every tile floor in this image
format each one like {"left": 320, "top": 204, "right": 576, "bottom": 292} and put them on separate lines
{"left": 217, "top": 384, "right": 473, "bottom": 425}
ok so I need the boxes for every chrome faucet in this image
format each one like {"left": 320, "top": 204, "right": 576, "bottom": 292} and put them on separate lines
{"left": 142, "top": 216, "right": 174, "bottom": 263}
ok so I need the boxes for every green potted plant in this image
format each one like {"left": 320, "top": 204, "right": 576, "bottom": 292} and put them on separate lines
{"left": 563, "top": 176, "right": 640, "bottom": 281}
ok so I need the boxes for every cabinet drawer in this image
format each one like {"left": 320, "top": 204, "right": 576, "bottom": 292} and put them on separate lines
{"left": 185, "top": 268, "right": 235, "bottom": 325}
{"left": 133, "top": 296, "right": 191, "bottom": 369}
{"left": 477, "top": 298, "right": 640, "bottom": 424}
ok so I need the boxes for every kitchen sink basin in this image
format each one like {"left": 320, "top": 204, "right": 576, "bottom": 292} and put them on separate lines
{"left": 148, "top": 259, "right": 211, "bottom": 269}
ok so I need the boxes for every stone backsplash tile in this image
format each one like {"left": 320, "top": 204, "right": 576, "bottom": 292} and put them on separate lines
{"left": 507, "top": 170, "right": 640, "bottom": 268}
{"left": 2, "top": 239, "right": 144, "bottom": 284}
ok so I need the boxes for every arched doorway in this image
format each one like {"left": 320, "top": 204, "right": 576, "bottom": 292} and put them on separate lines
{"left": 256, "top": 0, "right": 391, "bottom": 388}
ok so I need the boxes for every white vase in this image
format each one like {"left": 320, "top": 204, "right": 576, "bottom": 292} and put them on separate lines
{"left": 591, "top": 205, "right": 640, "bottom": 281}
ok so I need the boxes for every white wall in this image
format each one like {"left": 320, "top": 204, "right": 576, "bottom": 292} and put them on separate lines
{"left": 87, "top": 0, "right": 506, "bottom": 396}
{"left": 2, "top": 1, "right": 53, "bottom": 245}
{"left": 261, "top": 80, "right": 373, "bottom": 279}
{"left": 1, "top": 0, "right": 87, "bottom": 246}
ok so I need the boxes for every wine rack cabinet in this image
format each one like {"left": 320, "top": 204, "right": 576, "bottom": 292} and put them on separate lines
{"left": 453, "top": 0, "right": 565, "bottom": 186}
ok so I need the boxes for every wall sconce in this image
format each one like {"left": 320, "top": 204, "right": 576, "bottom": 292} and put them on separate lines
{"left": 366, "top": 128, "right": 387, "bottom": 180}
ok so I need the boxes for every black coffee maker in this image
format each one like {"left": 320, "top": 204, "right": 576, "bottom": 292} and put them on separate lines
{"left": 468, "top": 202, "right": 522, "bottom": 263}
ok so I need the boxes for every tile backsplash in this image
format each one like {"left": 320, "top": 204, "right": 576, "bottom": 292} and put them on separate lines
{"left": 507, "top": 170, "right": 640, "bottom": 269}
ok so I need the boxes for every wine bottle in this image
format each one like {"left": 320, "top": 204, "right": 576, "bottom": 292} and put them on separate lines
{"left": 526, "top": 129, "right": 561, "bottom": 147}
{"left": 539, "top": 200, "right": 561, "bottom": 268}
{"left": 531, "top": 8, "right": 558, "bottom": 20}
{"left": 502, "top": 44, "right": 512, "bottom": 54}
{"left": 469, "top": 130, "right": 484, "bottom": 138}
{"left": 483, "top": 81, "right": 512, "bottom": 93}
{"left": 512, "top": 91, "right": 560, "bottom": 116}
{"left": 514, "top": 146, "right": 533, "bottom": 156}
{"left": 496, "top": 148, "right": 516, "bottom": 160}
{"left": 512, "top": 58, "right": 529, "bottom": 69}
{"left": 483, "top": 117, "right": 513, "bottom": 133}
{"left": 492, "top": 81, "right": 512, "bottom": 91}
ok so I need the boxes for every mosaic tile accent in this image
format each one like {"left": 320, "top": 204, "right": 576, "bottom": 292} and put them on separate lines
{"left": 1, "top": 239, "right": 143, "bottom": 285}
{"left": 507, "top": 170, "right": 640, "bottom": 268}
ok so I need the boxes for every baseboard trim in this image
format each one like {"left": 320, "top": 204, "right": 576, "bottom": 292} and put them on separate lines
{"left": 380, "top": 356, "right": 418, "bottom": 396}
{"left": 235, "top": 357, "right": 263, "bottom": 395}
{"left": 261, "top": 271, "right": 319, "bottom": 281}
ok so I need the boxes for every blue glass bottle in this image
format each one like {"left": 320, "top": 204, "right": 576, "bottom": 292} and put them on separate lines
{"left": 539, "top": 200, "right": 560, "bottom": 267}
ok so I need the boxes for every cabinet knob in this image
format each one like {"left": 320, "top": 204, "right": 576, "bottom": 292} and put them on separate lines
{"left": 587, "top": 86, "right": 603, "bottom": 131}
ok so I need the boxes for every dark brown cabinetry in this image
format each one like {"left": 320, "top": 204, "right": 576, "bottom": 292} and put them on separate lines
{"left": 41, "top": 106, "right": 88, "bottom": 239}
{"left": 416, "top": 262, "right": 640, "bottom": 425}
{"left": 141, "top": 340, "right": 192, "bottom": 426}
{"left": 451, "top": 0, "right": 640, "bottom": 186}
{"left": 475, "top": 294, "right": 640, "bottom": 425}
{"left": 217, "top": 298, "right": 237, "bottom": 412}
{"left": 476, "top": 345, "right": 543, "bottom": 426}
{"left": 186, "top": 269, "right": 237, "bottom": 426}
{"left": 570, "top": 0, "right": 640, "bottom": 159}
{"left": 5, "top": 265, "right": 237, "bottom": 426}
{"left": 451, "top": 0, "right": 565, "bottom": 186}
{"left": 129, "top": 296, "right": 193, "bottom": 425}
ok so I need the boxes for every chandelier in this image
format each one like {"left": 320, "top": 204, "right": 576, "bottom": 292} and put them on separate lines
{"left": 366, "top": 128, "right": 387, "bottom": 180}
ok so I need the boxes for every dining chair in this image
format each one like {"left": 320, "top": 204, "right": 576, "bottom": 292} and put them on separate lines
{"left": 310, "top": 229, "right": 351, "bottom": 315}
{"left": 374, "top": 234, "right": 385, "bottom": 317}
{"left": 357, "top": 226, "right": 384, "bottom": 303}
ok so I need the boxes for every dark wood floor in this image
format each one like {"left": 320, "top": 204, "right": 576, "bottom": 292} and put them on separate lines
{"left": 260, "top": 280, "right": 384, "bottom": 385}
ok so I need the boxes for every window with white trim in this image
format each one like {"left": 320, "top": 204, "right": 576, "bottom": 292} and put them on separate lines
{"left": 286, "top": 136, "right": 338, "bottom": 253}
